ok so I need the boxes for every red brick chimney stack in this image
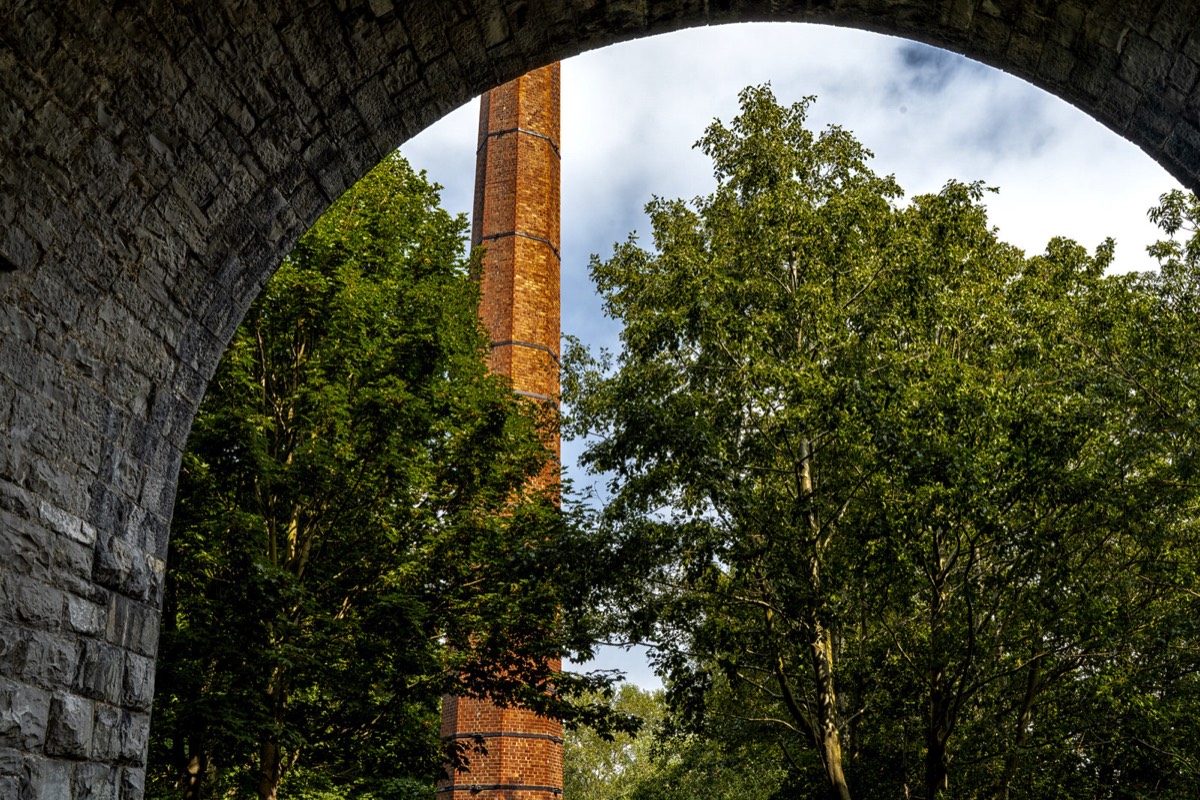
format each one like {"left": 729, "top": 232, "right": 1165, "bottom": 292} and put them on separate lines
{"left": 438, "top": 63, "right": 564, "bottom": 800}
{"left": 473, "top": 64, "right": 562, "bottom": 438}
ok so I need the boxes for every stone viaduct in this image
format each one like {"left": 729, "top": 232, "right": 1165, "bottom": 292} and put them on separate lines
{"left": 2, "top": 1, "right": 1200, "bottom": 796}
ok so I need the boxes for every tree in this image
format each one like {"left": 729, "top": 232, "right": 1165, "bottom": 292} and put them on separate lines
{"left": 564, "top": 86, "right": 1200, "bottom": 798}
{"left": 564, "top": 684, "right": 664, "bottom": 800}
{"left": 564, "top": 683, "right": 790, "bottom": 800}
{"left": 148, "top": 152, "right": 596, "bottom": 799}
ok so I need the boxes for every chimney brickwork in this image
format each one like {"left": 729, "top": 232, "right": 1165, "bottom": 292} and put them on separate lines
{"left": 438, "top": 63, "right": 564, "bottom": 800}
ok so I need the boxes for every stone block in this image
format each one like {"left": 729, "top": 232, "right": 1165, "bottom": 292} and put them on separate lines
{"left": 51, "top": 535, "right": 96, "bottom": 597}
{"left": 0, "top": 623, "right": 28, "bottom": 676}
{"left": 65, "top": 595, "right": 105, "bottom": 637}
{"left": 1005, "top": 32, "right": 1043, "bottom": 73}
{"left": 1169, "top": 53, "right": 1199, "bottom": 93}
{"left": 121, "top": 766, "right": 144, "bottom": 800}
{"left": 72, "top": 640, "right": 122, "bottom": 705}
{"left": 1131, "top": 91, "right": 1177, "bottom": 147}
{"left": 21, "top": 755, "right": 71, "bottom": 799}
{"left": 119, "top": 714, "right": 148, "bottom": 765}
{"left": 88, "top": 707, "right": 146, "bottom": 767}
{"left": 37, "top": 500, "right": 94, "bottom": 547}
{"left": 1097, "top": 76, "right": 1141, "bottom": 124}
{"left": 90, "top": 705, "right": 121, "bottom": 763}
{"left": 92, "top": 528, "right": 154, "bottom": 604}
{"left": 0, "top": 678, "right": 50, "bottom": 751}
{"left": 45, "top": 694, "right": 93, "bottom": 758}
{"left": 105, "top": 595, "right": 159, "bottom": 659}
{"left": 86, "top": 485, "right": 131, "bottom": 552}
{"left": 22, "top": 631, "right": 78, "bottom": 690}
{"left": 0, "top": 512, "right": 51, "bottom": 582}
{"left": 73, "top": 762, "right": 119, "bottom": 800}
{"left": 1037, "top": 39, "right": 1075, "bottom": 87}
{"left": 1119, "top": 32, "right": 1169, "bottom": 88}
{"left": 0, "top": 223, "right": 41, "bottom": 278}
{"left": 121, "top": 654, "right": 154, "bottom": 714}
{"left": 0, "top": 746, "right": 23, "bottom": 774}
{"left": 1149, "top": 0, "right": 1195, "bottom": 49}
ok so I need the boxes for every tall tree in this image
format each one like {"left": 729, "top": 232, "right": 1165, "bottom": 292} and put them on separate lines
{"left": 564, "top": 87, "right": 1200, "bottom": 799}
{"left": 148, "top": 153, "right": 595, "bottom": 799}
{"left": 564, "top": 685, "right": 665, "bottom": 800}
{"left": 564, "top": 682, "right": 790, "bottom": 800}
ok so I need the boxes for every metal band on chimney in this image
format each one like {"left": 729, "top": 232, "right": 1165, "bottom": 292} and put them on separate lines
{"left": 478, "top": 127, "right": 561, "bottom": 158}
{"left": 437, "top": 785, "right": 563, "bottom": 796}
{"left": 480, "top": 231, "right": 562, "bottom": 262}
{"left": 490, "top": 339, "right": 562, "bottom": 367}
{"left": 442, "top": 731, "right": 565, "bottom": 744}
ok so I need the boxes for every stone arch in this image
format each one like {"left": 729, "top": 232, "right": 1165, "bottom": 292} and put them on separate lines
{"left": 2, "top": 2, "right": 1198, "bottom": 795}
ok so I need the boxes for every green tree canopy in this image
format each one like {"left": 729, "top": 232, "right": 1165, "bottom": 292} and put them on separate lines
{"left": 564, "top": 682, "right": 790, "bottom": 800}
{"left": 149, "top": 153, "right": 611, "bottom": 800}
{"left": 564, "top": 86, "right": 1200, "bottom": 799}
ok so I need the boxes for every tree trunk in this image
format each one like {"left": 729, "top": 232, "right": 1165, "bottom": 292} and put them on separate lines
{"left": 257, "top": 738, "right": 281, "bottom": 800}
{"left": 925, "top": 532, "right": 951, "bottom": 799}
{"left": 926, "top": 646, "right": 950, "bottom": 797}
{"left": 823, "top": 722, "right": 852, "bottom": 800}
{"left": 999, "top": 650, "right": 1043, "bottom": 798}
{"left": 798, "top": 434, "right": 851, "bottom": 800}
{"left": 811, "top": 617, "right": 852, "bottom": 800}
{"left": 925, "top": 717, "right": 949, "bottom": 799}
{"left": 257, "top": 676, "right": 286, "bottom": 800}
{"left": 181, "top": 746, "right": 205, "bottom": 800}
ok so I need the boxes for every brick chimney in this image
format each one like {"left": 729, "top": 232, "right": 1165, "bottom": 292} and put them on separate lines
{"left": 438, "top": 62, "right": 564, "bottom": 799}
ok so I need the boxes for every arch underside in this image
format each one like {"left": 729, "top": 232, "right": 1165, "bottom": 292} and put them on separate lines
{"left": 1, "top": 1, "right": 1198, "bottom": 796}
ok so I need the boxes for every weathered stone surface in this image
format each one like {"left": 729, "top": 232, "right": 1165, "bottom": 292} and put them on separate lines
{"left": 0, "top": 513, "right": 52, "bottom": 585}
{"left": 0, "top": 678, "right": 50, "bottom": 751}
{"left": 72, "top": 641, "right": 122, "bottom": 706}
{"left": 120, "top": 766, "right": 144, "bottom": 800}
{"left": 73, "top": 762, "right": 119, "bottom": 800}
{"left": 120, "top": 654, "right": 153, "bottom": 714}
{"left": 21, "top": 756, "right": 72, "bottom": 800}
{"left": 91, "top": 530, "right": 154, "bottom": 604}
{"left": 89, "top": 707, "right": 147, "bottom": 767}
{"left": 2, "top": 2, "right": 1200, "bottom": 795}
{"left": 39, "top": 502, "right": 96, "bottom": 549}
{"left": 45, "top": 694, "right": 93, "bottom": 759}
{"left": 89, "top": 706, "right": 120, "bottom": 764}
{"left": 20, "top": 630, "right": 78, "bottom": 691}
{"left": 64, "top": 596, "right": 104, "bottom": 638}
{"left": 103, "top": 595, "right": 158, "bottom": 660}
{"left": 0, "top": 746, "right": 23, "bottom": 775}
{"left": 118, "top": 714, "right": 148, "bottom": 766}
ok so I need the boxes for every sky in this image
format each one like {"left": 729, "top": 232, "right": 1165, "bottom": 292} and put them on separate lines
{"left": 401, "top": 22, "right": 1183, "bottom": 689}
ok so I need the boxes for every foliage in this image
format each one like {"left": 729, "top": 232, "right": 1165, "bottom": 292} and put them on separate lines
{"left": 148, "top": 152, "right": 611, "bottom": 799}
{"left": 564, "top": 683, "right": 789, "bottom": 800}
{"left": 564, "top": 86, "right": 1200, "bottom": 799}
{"left": 564, "top": 684, "right": 664, "bottom": 800}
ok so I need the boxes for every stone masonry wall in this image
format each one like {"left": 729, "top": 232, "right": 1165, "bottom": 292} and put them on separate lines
{"left": 2, "top": 1, "right": 1200, "bottom": 796}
